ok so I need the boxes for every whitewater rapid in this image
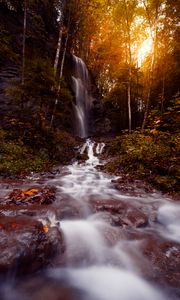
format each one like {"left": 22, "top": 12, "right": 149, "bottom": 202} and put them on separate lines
{"left": 44, "top": 139, "right": 179, "bottom": 300}
{"left": 0, "top": 139, "right": 179, "bottom": 300}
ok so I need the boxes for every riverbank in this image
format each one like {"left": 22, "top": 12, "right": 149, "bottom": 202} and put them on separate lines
{"left": 0, "top": 127, "right": 78, "bottom": 176}
{"left": 1, "top": 129, "right": 179, "bottom": 198}
{"left": 100, "top": 130, "right": 179, "bottom": 197}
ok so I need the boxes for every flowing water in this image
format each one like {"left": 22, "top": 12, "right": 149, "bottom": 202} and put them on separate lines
{"left": 72, "top": 55, "right": 92, "bottom": 138}
{"left": 0, "top": 139, "right": 180, "bottom": 300}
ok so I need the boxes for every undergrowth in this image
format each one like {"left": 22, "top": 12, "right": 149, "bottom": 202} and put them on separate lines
{"left": 0, "top": 127, "right": 77, "bottom": 175}
{"left": 104, "top": 130, "right": 180, "bottom": 192}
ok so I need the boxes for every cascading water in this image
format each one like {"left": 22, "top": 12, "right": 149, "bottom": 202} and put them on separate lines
{"left": 72, "top": 55, "right": 92, "bottom": 138}
{"left": 0, "top": 141, "right": 180, "bottom": 300}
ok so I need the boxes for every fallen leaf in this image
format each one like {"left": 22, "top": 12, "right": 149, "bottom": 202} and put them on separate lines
{"left": 23, "top": 189, "right": 39, "bottom": 196}
{"left": 43, "top": 225, "right": 49, "bottom": 233}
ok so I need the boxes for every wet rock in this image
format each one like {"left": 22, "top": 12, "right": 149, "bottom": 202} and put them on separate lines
{"left": 124, "top": 207, "right": 149, "bottom": 228}
{"left": 5, "top": 186, "right": 56, "bottom": 206}
{"left": 127, "top": 231, "right": 180, "bottom": 288}
{"left": 18, "top": 276, "right": 85, "bottom": 300}
{"left": 91, "top": 199, "right": 148, "bottom": 228}
{"left": 0, "top": 215, "right": 64, "bottom": 275}
{"left": 142, "top": 236, "right": 180, "bottom": 288}
{"left": 112, "top": 177, "right": 154, "bottom": 195}
{"left": 93, "top": 117, "right": 112, "bottom": 136}
{"left": 0, "top": 204, "right": 57, "bottom": 219}
{"left": 55, "top": 198, "right": 85, "bottom": 220}
{"left": 76, "top": 153, "right": 89, "bottom": 162}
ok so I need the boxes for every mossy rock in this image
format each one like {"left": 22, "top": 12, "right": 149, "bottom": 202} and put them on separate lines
{"left": 168, "top": 165, "right": 180, "bottom": 177}
{"left": 76, "top": 153, "right": 89, "bottom": 162}
{"left": 154, "top": 175, "right": 178, "bottom": 191}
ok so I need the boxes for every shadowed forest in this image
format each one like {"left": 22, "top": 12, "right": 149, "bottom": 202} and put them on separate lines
{"left": 0, "top": 0, "right": 179, "bottom": 191}
{"left": 0, "top": 2, "right": 180, "bottom": 300}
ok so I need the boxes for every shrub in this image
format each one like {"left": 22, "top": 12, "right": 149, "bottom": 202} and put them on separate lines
{"left": 105, "top": 129, "right": 180, "bottom": 192}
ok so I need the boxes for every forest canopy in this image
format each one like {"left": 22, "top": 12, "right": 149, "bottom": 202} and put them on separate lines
{"left": 62, "top": 0, "right": 180, "bottom": 131}
{"left": 0, "top": 0, "right": 179, "bottom": 187}
{"left": 1, "top": 0, "right": 179, "bottom": 130}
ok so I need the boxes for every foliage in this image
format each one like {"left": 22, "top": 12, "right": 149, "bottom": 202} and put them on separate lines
{"left": 146, "top": 93, "right": 180, "bottom": 133}
{"left": 105, "top": 130, "right": 180, "bottom": 192}
{"left": 6, "top": 58, "right": 55, "bottom": 110}
{"left": 1, "top": 0, "right": 179, "bottom": 134}
{"left": 0, "top": 25, "right": 18, "bottom": 63}
{"left": 0, "top": 0, "right": 179, "bottom": 184}
{"left": 0, "top": 129, "right": 48, "bottom": 174}
{"left": 55, "top": 91, "right": 73, "bottom": 129}
{"left": 63, "top": 0, "right": 180, "bottom": 132}
{"left": 0, "top": 126, "right": 77, "bottom": 175}
{"left": 52, "top": 129, "right": 77, "bottom": 162}
{"left": 103, "top": 70, "right": 143, "bottom": 131}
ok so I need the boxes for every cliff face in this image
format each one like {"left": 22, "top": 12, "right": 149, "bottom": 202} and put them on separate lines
{"left": 0, "top": 6, "right": 21, "bottom": 126}
{"left": 0, "top": 4, "right": 57, "bottom": 127}
{"left": 0, "top": 5, "right": 78, "bottom": 175}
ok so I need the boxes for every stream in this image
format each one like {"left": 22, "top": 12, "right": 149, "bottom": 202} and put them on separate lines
{"left": 0, "top": 139, "right": 180, "bottom": 300}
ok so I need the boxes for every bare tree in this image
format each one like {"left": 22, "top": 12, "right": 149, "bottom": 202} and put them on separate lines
{"left": 54, "top": 0, "right": 66, "bottom": 77}
{"left": 123, "top": 0, "right": 132, "bottom": 132}
{"left": 142, "top": 0, "right": 160, "bottom": 129}
{"left": 22, "top": 0, "right": 27, "bottom": 85}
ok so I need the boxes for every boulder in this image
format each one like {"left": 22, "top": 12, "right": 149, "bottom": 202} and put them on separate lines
{"left": 17, "top": 276, "right": 84, "bottom": 300}
{"left": 55, "top": 198, "right": 85, "bottom": 220}
{"left": 0, "top": 204, "right": 57, "bottom": 219}
{"left": 142, "top": 236, "right": 180, "bottom": 288}
{"left": 0, "top": 215, "right": 64, "bottom": 275}
{"left": 112, "top": 178, "right": 154, "bottom": 195}
{"left": 5, "top": 186, "right": 56, "bottom": 206}
{"left": 91, "top": 199, "right": 148, "bottom": 228}
{"left": 126, "top": 230, "right": 180, "bottom": 288}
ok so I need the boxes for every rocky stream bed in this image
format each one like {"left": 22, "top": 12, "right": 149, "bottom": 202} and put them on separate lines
{"left": 0, "top": 140, "right": 179, "bottom": 300}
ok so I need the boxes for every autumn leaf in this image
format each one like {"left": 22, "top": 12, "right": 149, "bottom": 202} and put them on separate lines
{"left": 43, "top": 225, "right": 49, "bottom": 233}
{"left": 22, "top": 189, "right": 39, "bottom": 196}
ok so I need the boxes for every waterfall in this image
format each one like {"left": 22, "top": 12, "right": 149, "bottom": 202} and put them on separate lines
{"left": 72, "top": 55, "right": 91, "bottom": 138}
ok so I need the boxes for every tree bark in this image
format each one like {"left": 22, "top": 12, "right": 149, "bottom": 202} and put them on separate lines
{"left": 127, "top": 78, "right": 132, "bottom": 132}
{"left": 142, "top": 0, "right": 159, "bottom": 129}
{"left": 50, "top": 32, "right": 69, "bottom": 128}
{"left": 54, "top": 28, "right": 63, "bottom": 77}
{"left": 124, "top": 0, "right": 132, "bottom": 133}
{"left": 22, "top": 0, "right": 27, "bottom": 85}
{"left": 53, "top": 0, "right": 66, "bottom": 77}
{"left": 59, "top": 32, "right": 69, "bottom": 87}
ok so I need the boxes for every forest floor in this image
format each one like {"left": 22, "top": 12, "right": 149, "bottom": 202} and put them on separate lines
{"left": 97, "top": 131, "right": 180, "bottom": 198}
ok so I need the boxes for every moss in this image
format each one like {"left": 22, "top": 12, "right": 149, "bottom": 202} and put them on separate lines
{"left": 0, "top": 139, "right": 50, "bottom": 175}
{"left": 104, "top": 130, "right": 180, "bottom": 192}
{"left": 0, "top": 25, "right": 18, "bottom": 63}
{"left": 0, "top": 127, "right": 77, "bottom": 175}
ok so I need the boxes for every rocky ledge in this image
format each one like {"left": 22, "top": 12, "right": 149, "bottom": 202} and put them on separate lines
{"left": 91, "top": 199, "right": 148, "bottom": 228}
{"left": 0, "top": 186, "right": 64, "bottom": 276}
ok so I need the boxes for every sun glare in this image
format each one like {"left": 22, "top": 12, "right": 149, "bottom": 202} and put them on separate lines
{"left": 137, "top": 38, "right": 153, "bottom": 67}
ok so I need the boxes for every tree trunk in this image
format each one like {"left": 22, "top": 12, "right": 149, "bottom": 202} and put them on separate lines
{"left": 50, "top": 33, "right": 69, "bottom": 128}
{"left": 53, "top": 0, "right": 65, "bottom": 77}
{"left": 59, "top": 33, "right": 69, "bottom": 87}
{"left": 22, "top": 0, "right": 27, "bottom": 85}
{"left": 142, "top": 71, "right": 152, "bottom": 130}
{"left": 142, "top": 0, "right": 159, "bottom": 129}
{"left": 141, "top": 41, "right": 155, "bottom": 130}
{"left": 127, "top": 78, "right": 132, "bottom": 132}
{"left": 161, "top": 73, "right": 165, "bottom": 115}
{"left": 54, "top": 28, "right": 63, "bottom": 77}
{"left": 124, "top": 0, "right": 132, "bottom": 133}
